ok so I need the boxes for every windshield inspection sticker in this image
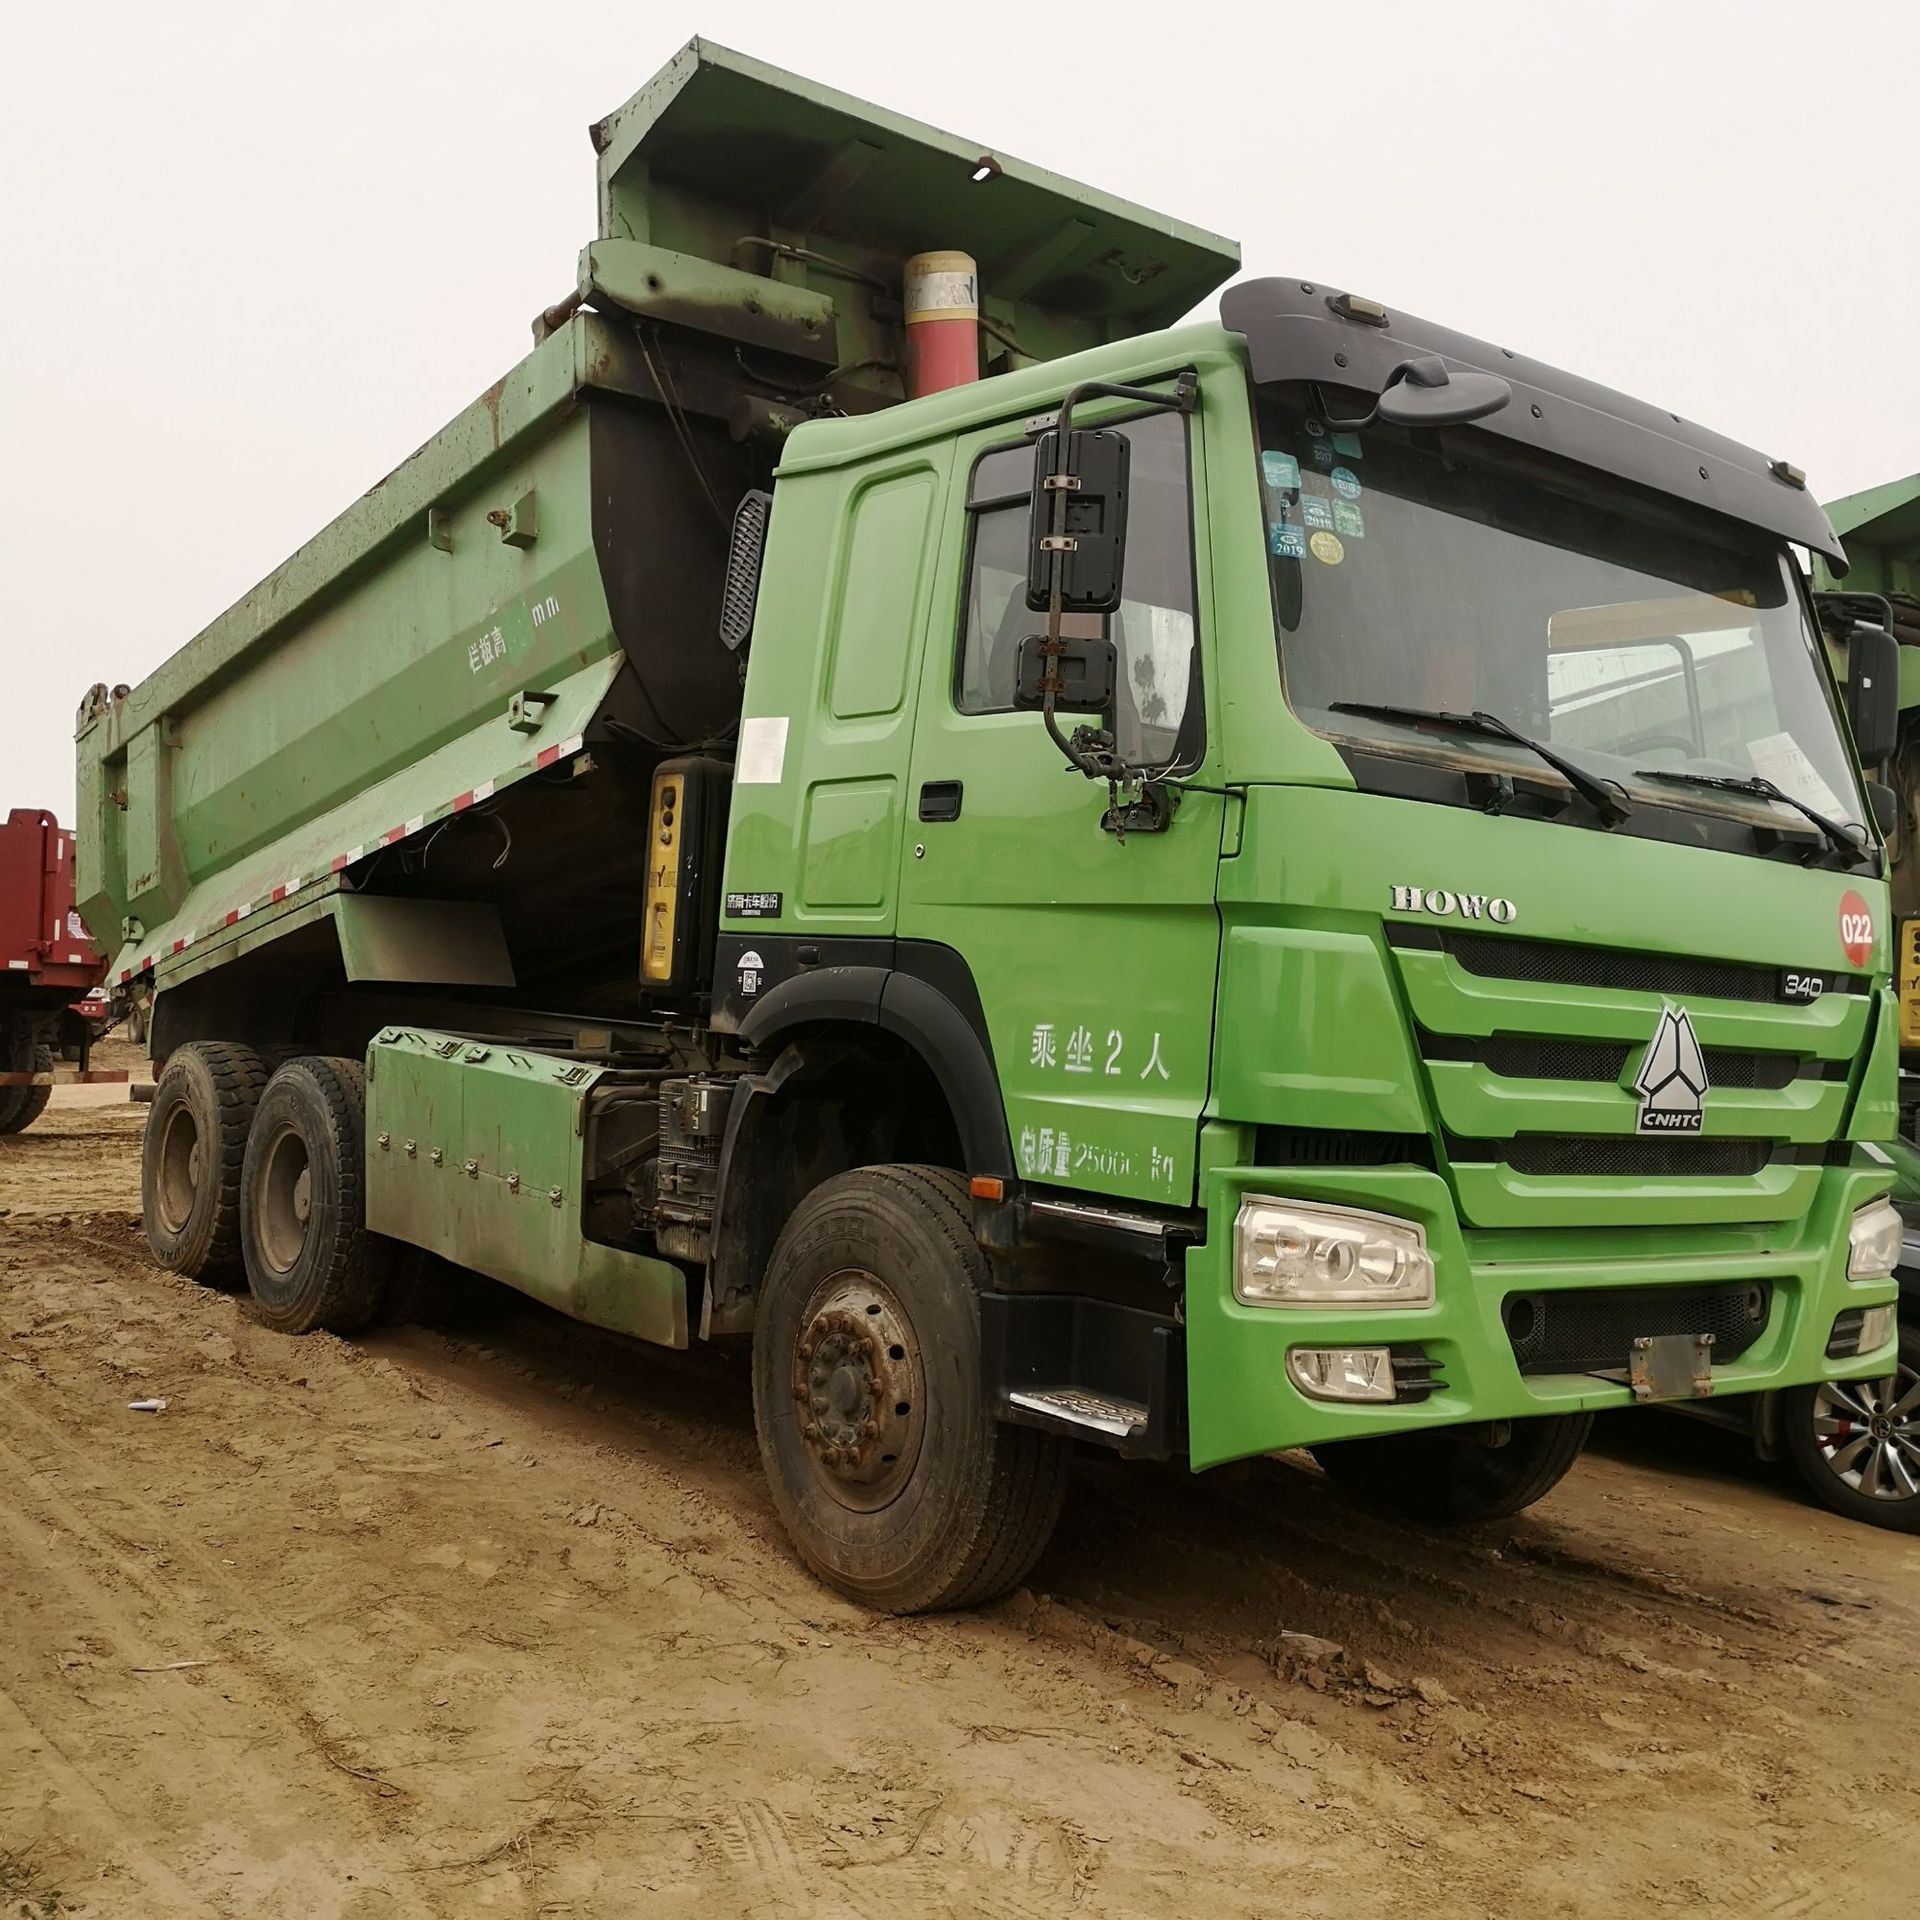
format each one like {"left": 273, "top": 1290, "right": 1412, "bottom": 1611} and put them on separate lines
{"left": 1332, "top": 430, "right": 1363, "bottom": 458}
{"left": 1332, "top": 501, "right": 1365, "bottom": 538}
{"left": 1309, "top": 531, "right": 1345, "bottom": 566}
{"left": 1261, "top": 450, "right": 1301, "bottom": 492}
{"left": 1270, "top": 522, "right": 1307, "bottom": 560}
{"left": 1302, "top": 497, "right": 1335, "bottom": 531}
{"left": 1311, "top": 439, "right": 1336, "bottom": 469}
{"left": 1331, "top": 466, "right": 1363, "bottom": 500}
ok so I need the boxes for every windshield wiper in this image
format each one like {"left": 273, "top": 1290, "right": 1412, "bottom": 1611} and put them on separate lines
{"left": 1329, "top": 702, "right": 1631, "bottom": 825}
{"left": 1633, "top": 768, "right": 1867, "bottom": 862}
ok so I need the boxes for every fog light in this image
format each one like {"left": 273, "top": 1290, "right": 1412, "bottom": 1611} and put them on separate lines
{"left": 1848, "top": 1200, "right": 1903, "bottom": 1279}
{"left": 1856, "top": 1304, "right": 1897, "bottom": 1353}
{"left": 1287, "top": 1345, "right": 1396, "bottom": 1403}
{"left": 1234, "top": 1197, "right": 1435, "bottom": 1307}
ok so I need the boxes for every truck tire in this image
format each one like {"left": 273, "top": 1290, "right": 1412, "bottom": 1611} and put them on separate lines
{"left": 1311, "top": 1411, "right": 1593, "bottom": 1524}
{"left": 1779, "top": 1323, "right": 1920, "bottom": 1533}
{"left": 142, "top": 1041, "right": 270, "bottom": 1280}
{"left": 239, "top": 1056, "right": 392, "bottom": 1335}
{"left": 0, "top": 1043, "right": 54, "bottom": 1135}
{"left": 752, "top": 1164, "right": 1072, "bottom": 1614}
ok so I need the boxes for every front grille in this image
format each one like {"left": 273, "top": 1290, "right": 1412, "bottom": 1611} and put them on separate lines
{"left": 1393, "top": 926, "right": 1867, "bottom": 1003}
{"left": 1434, "top": 1034, "right": 1811, "bottom": 1089}
{"left": 1503, "top": 1281, "right": 1772, "bottom": 1375}
{"left": 1456, "top": 1134, "right": 1778, "bottom": 1178}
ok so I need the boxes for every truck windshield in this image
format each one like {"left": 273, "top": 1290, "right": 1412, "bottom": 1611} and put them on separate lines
{"left": 1256, "top": 395, "right": 1867, "bottom": 840}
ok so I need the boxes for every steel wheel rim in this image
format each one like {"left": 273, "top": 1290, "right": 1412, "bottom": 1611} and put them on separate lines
{"left": 156, "top": 1103, "right": 201, "bottom": 1235}
{"left": 789, "top": 1267, "right": 927, "bottom": 1513}
{"left": 256, "top": 1123, "right": 312, "bottom": 1275}
{"left": 1813, "top": 1362, "right": 1920, "bottom": 1502}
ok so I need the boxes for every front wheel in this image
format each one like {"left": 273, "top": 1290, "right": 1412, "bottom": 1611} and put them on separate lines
{"left": 752, "top": 1165, "right": 1072, "bottom": 1614}
{"left": 1780, "top": 1324, "right": 1920, "bottom": 1532}
{"left": 1311, "top": 1411, "right": 1593, "bottom": 1523}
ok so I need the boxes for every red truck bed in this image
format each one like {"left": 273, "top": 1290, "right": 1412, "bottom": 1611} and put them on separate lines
{"left": 1, "top": 808, "right": 102, "bottom": 993}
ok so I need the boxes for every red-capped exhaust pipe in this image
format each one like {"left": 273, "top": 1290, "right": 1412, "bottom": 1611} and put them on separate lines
{"left": 903, "top": 250, "right": 980, "bottom": 398}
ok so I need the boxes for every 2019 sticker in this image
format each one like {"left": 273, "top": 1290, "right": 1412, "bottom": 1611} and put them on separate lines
{"left": 1270, "top": 522, "right": 1307, "bottom": 559}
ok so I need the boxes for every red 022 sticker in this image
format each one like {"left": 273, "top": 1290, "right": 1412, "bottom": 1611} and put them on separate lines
{"left": 1838, "top": 889, "right": 1874, "bottom": 968}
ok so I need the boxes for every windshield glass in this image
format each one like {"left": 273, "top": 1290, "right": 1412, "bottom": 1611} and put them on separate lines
{"left": 1256, "top": 394, "right": 1867, "bottom": 834}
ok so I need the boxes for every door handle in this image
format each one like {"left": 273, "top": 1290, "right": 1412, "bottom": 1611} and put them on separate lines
{"left": 918, "top": 780, "right": 964, "bottom": 823}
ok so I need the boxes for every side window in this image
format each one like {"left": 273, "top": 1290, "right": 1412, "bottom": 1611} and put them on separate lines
{"left": 955, "top": 409, "right": 1199, "bottom": 765}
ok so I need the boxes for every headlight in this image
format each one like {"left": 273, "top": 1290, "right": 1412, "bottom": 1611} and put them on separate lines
{"left": 1848, "top": 1200, "right": 1904, "bottom": 1279}
{"left": 1234, "top": 1197, "right": 1435, "bottom": 1308}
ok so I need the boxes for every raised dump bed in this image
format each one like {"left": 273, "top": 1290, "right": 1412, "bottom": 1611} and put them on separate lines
{"left": 75, "top": 38, "right": 1236, "bottom": 1031}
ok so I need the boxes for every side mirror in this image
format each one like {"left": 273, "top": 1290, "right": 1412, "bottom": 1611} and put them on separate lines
{"left": 718, "top": 489, "right": 772, "bottom": 650}
{"left": 1868, "top": 780, "right": 1899, "bottom": 840}
{"left": 1013, "top": 631, "right": 1116, "bottom": 714}
{"left": 1374, "top": 355, "right": 1513, "bottom": 428}
{"left": 1027, "top": 426, "right": 1130, "bottom": 614}
{"left": 1846, "top": 621, "right": 1900, "bottom": 768}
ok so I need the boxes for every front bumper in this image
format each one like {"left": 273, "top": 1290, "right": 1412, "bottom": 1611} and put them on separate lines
{"left": 1183, "top": 1156, "right": 1898, "bottom": 1469}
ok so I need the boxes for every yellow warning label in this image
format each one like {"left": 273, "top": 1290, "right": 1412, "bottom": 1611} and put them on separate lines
{"left": 1899, "top": 919, "right": 1920, "bottom": 1050}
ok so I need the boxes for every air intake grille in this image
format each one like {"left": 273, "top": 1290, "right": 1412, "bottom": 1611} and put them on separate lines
{"left": 1457, "top": 1036, "right": 1807, "bottom": 1090}
{"left": 1456, "top": 1135, "right": 1777, "bottom": 1178}
{"left": 718, "top": 489, "right": 772, "bottom": 651}
{"left": 1395, "top": 927, "right": 1866, "bottom": 1004}
{"left": 1503, "top": 1281, "right": 1772, "bottom": 1375}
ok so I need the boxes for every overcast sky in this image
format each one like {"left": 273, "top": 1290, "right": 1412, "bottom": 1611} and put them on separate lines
{"left": 5, "top": 0, "right": 1917, "bottom": 819}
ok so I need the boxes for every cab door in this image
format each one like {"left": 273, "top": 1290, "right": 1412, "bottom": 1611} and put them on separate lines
{"left": 896, "top": 400, "right": 1223, "bottom": 1207}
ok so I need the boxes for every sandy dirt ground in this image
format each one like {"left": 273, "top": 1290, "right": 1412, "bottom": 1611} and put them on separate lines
{"left": 3, "top": 1063, "right": 1917, "bottom": 1919}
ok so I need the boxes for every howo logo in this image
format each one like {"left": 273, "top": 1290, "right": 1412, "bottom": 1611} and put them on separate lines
{"left": 1634, "top": 1005, "right": 1710, "bottom": 1134}
{"left": 1389, "top": 884, "right": 1518, "bottom": 924}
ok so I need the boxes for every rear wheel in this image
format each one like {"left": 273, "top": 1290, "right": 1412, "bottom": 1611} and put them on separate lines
{"left": 1312, "top": 1412, "right": 1593, "bottom": 1523}
{"left": 1781, "top": 1323, "right": 1920, "bottom": 1533}
{"left": 0, "top": 1043, "right": 53, "bottom": 1135}
{"left": 239, "top": 1056, "right": 392, "bottom": 1334}
{"left": 141, "top": 1041, "right": 269, "bottom": 1279}
{"left": 752, "top": 1165, "right": 1072, "bottom": 1614}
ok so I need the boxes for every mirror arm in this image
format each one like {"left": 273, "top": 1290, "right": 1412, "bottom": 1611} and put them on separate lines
{"left": 1038, "top": 372, "right": 1199, "bottom": 786}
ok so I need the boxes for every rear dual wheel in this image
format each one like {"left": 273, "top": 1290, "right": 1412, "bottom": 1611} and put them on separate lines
{"left": 238, "top": 1057, "right": 392, "bottom": 1334}
{"left": 0, "top": 1043, "right": 54, "bottom": 1135}
{"left": 142, "top": 1042, "right": 271, "bottom": 1279}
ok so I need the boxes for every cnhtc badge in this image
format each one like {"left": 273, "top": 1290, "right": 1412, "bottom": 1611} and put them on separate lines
{"left": 1633, "top": 1005, "right": 1710, "bottom": 1134}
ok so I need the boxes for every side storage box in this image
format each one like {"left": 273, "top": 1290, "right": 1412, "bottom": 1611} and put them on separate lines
{"left": 365, "top": 1027, "right": 686, "bottom": 1346}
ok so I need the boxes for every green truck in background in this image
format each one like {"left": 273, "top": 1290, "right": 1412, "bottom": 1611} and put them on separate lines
{"left": 78, "top": 42, "right": 1909, "bottom": 1611}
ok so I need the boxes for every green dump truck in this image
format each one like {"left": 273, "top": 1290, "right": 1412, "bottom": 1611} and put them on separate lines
{"left": 78, "top": 41, "right": 1907, "bottom": 1610}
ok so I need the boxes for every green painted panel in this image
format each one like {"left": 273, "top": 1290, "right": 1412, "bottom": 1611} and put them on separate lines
{"left": 1448, "top": 1161, "right": 1820, "bottom": 1230}
{"left": 800, "top": 778, "right": 896, "bottom": 912}
{"left": 1393, "top": 948, "right": 1867, "bottom": 1059}
{"left": 1210, "top": 926, "right": 1424, "bottom": 1130}
{"left": 828, "top": 471, "right": 935, "bottom": 720}
{"left": 1183, "top": 1158, "right": 1895, "bottom": 1469}
{"left": 365, "top": 1028, "right": 685, "bottom": 1348}
{"left": 1424, "top": 1059, "right": 1846, "bottom": 1142}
